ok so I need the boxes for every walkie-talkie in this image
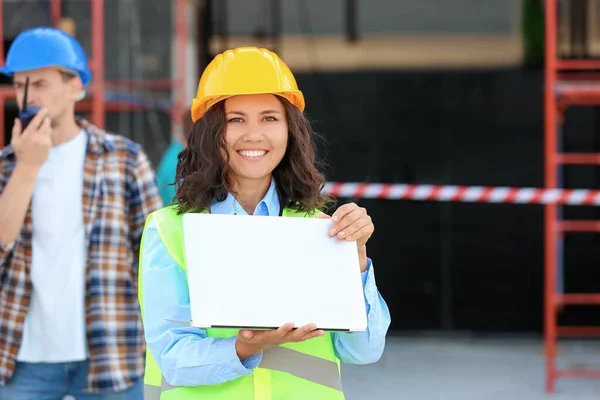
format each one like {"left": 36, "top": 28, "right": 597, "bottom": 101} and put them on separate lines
{"left": 18, "top": 76, "right": 41, "bottom": 130}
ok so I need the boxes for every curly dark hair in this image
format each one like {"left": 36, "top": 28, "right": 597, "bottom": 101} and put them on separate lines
{"left": 174, "top": 96, "right": 333, "bottom": 214}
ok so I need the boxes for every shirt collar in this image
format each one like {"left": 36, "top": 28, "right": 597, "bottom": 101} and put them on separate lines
{"left": 210, "top": 178, "right": 281, "bottom": 216}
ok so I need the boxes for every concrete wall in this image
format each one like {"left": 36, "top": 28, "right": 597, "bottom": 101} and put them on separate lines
{"left": 215, "top": 0, "right": 521, "bottom": 36}
{"left": 2, "top": 0, "right": 523, "bottom": 84}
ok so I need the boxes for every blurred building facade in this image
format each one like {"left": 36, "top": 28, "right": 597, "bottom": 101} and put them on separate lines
{"left": 3, "top": 0, "right": 600, "bottom": 337}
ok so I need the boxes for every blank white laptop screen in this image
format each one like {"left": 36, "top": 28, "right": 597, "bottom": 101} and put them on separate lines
{"left": 180, "top": 213, "right": 368, "bottom": 332}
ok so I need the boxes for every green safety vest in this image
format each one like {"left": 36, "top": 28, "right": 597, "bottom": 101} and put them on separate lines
{"left": 138, "top": 205, "right": 346, "bottom": 400}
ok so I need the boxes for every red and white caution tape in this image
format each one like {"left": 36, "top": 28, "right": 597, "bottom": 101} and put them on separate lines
{"left": 323, "top": 182, "right": 600, "bottom": 206}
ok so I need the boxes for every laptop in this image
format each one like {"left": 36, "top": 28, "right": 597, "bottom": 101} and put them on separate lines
{"left": 179, "top": 212, "right": 368, "bottom": 332}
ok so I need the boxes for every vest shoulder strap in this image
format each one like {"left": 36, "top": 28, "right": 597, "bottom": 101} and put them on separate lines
{"left": 151, "top": 205, "right": 189, "bottom": 272}
{"left": 282, "top": 207, "right": 324, "bottom": 218}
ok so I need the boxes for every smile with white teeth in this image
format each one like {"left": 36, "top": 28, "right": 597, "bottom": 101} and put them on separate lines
{"left": 238, "top": 150, "right": 266, "bottom": 158}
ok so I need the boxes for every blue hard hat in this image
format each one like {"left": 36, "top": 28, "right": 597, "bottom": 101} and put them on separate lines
{"left": 0, "top": 27, "right": 91, "bottom": 85}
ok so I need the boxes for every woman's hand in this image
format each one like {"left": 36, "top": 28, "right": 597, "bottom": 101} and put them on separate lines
{"left": 317, "top": 203, "right": 374, "bottom": 272}
{"left": 235, "top": 323, "right": 324, "bottom": 360}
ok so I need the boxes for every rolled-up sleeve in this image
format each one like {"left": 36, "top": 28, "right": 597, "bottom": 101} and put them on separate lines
{"left": 0, "top": 167, "right": 11, "bottom": 266}
{"left": 141, "top": 219, "right": 262, "bottom": 387}
{"left": 0, "top": 164, "right": 14, "bottom": 268}
{"left": 331, "top": 259, "right": 391, "bottom": 364}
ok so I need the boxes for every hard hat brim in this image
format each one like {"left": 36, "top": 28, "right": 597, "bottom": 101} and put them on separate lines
{"left": 191, "top": 90, "right": 305, "bottom": 123}
{"left": 0, "top": 66, "right": 14, "bottom": 77}
{"left": 0, "top": 64, "right": 91, "bottom": 86}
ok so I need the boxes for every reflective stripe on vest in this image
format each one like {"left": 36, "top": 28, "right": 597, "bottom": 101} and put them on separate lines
{"left": 144, "top": 383, "right": 161, "bottom": 400}
{"left": 260, "top": 346, "right": 343, "bottom": 391}
{"left": 157, "top": 346, "right": 342, "bottom": 394}
{"left": 139, "top": 205, "right": 344, "bottom": 399}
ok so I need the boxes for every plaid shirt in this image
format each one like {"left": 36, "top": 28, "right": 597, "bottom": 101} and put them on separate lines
{"left": 0, "top": 119, "right": 163, "bottom": 392}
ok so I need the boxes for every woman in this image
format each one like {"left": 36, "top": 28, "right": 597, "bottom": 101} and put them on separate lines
{"left": 139, "top": 47, "right": 391, "bottom": 400}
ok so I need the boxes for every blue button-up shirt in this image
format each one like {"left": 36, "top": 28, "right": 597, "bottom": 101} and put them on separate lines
{"left": 140, "top": 179, "right": 391, "bottom": 386}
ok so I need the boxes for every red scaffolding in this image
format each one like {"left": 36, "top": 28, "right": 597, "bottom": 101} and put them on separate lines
{"left": 0, "top": 0, "right": 189, "bottom": 148}
{"left": 544, "top": 0, "right": 600, "bottom": 393}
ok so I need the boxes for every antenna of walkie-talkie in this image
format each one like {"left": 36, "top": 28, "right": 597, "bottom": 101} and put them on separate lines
{"left": 22, "top": 76, "right": 29, "bottom": 110}
{"left": 18, "top": 76, "right": 41, "bottom": 129}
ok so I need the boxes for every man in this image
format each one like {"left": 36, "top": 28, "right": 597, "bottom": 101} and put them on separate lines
{"left": 0, "top": 27, "right": 162, "bottom": 398}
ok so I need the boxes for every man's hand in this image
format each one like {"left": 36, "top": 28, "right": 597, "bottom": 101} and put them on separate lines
{"left": 235, "top": 323, "right": 324, "bottom": 361}
{"left": 0, "top": 109, "right": 52, "bottom": 249}
{"left": 12, "top": 108, "right": 52, "bottom": 172}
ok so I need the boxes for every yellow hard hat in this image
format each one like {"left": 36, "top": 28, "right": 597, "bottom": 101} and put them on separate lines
{"left": 191, "top": 47, "right": 305, "bottom": 122}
